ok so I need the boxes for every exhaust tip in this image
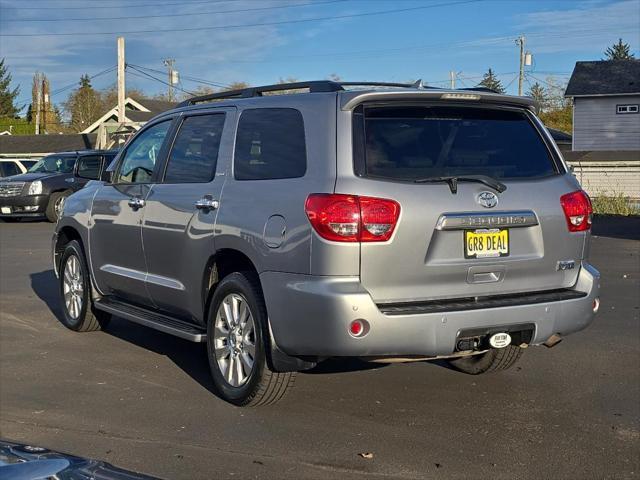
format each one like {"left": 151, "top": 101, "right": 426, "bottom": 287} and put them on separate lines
{"left": 593, "top": 297, "right": 600, "bottom": 313}
{"left": 544, "top": 333, "right": 563, "bottom": 348}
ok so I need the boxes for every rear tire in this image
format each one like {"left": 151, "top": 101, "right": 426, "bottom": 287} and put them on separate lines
{"left": 206, "top": 271, "right": 295, "bottom": 406}
{"left": 447, "top": 345, "right": 523, "bottom": 375}
{"left": 46, "top": 191, "right": 70, "bottom": 223}
{"left": 59, "top": 240, "right": 111, "bottom": 332}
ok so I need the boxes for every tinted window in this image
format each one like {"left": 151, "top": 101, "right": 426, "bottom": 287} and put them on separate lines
{"left": 28, "top": 155, "right": 76, "bottom": 174}
{"left": 116, "top": 120, "right": 171, "bottom": 184}
{"left": 0, "top": 162, "right": 20, "bottom": 177}
{"left": 164, "top": 114, "right": 225, "bottom": 183}
{"left": 359, "top": 106, "right": 557, "bottom": 181}
{"left": 234, "top": 108, "right": 306, "bottom": 180}
{"left": 21, "top": 160, "right": 37, "bottom": 170}
{"left": 77, "top": 155, "right": 102, "bottom": 180}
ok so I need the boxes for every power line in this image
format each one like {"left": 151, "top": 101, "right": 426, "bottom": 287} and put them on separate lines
{"left": 0, "top": 0, "right": 483, "bottom": 37}
{"left": 127, "top": 65, "right": 196, "bottom": 96}
{"left": 1, "top": 0, "right": 242, "bottom": 11}
{"left": 127, "top": 64, "right": 231, "bottom": 89}
{"left": 1, "top": 0, "right": 348, "bottom": 23}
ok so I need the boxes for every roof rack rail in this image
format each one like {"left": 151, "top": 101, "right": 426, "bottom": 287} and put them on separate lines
{"left": 177, "top": 79, "right": 439, "bottom": 107}
{"left": 458, "top": 87, "right": 500, "bottom": 94}
{"left": 178, "top": 80, "right": 344, "bottom": 107}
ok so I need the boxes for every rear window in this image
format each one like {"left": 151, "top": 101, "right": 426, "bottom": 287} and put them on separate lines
{"left": 354, "top": 105, "right": 558, "bottom": 181}
{"left": 234, "top": 108, "right": 306, "bottom": 180}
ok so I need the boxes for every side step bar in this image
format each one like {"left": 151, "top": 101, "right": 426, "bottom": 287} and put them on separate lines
{"left": 94, "top": 297, "right": 206, "bottom": 342}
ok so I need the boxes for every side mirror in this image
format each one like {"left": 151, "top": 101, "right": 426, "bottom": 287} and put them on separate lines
{"left": 101, "top": 169, "right": 113, "bottom": 183}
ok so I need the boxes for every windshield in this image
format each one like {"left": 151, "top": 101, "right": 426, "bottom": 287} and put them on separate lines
{"left": 28, "top": 155, "right": 76, "bottom": 174}
{"left": 357, "top": 105, "right": 558, "bottom": 181}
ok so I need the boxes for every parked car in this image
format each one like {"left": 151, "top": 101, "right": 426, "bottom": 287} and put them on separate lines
{"left": 0, "top": 149, "right": 116, "bottom": 222}
{"left": 0, "top": 440, "right": 158, "bottom": 479}
{"left": 52, "top": 81, "right": 600, "bottom": 406}
{"left": 0, "top": 158, "right": 37, "bottom": 178}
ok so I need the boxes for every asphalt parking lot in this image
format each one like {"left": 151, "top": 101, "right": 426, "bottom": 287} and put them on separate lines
{"left": 1, "top": 217, "right": 638, "bottom": 480}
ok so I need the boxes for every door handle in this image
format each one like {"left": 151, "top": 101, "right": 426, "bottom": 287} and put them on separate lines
{"left": 127, "top": 197, "right": 145, "bottom": 209}
{"left": 195, "top": 196, "right": 219, "bottom": 211}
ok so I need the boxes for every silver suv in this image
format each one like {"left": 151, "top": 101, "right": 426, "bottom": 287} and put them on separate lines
{"left": 53, "top": 81, "right": 600, "bottom": 406}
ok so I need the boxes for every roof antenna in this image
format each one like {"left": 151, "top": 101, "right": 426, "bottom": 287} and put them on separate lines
{"left": 412, "top": 79, "right": 424, "bottom": 89}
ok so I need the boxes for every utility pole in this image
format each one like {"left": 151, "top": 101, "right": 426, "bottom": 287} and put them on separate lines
{"left": 516, "top": 35, "right": 525, "bottom": 96}
{"left": 449, "top": 71, "right": 456, "bottom": 89}
{"left": 117, "top": 37, "right": 126, "bottom": 124}
{"left": 34, "top": 75, "right": 41, "bottom": 135}
{"left": 163, "top": 58, "right": 175, "bottom": 102}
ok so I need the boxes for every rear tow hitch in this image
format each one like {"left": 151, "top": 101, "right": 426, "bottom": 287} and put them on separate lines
{"left": 544, "top": 333, "right": 563, "bottom": 348}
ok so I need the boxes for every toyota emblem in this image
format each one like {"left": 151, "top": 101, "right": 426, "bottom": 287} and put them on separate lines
{"left": 477, "top": 191, "right": 499, "bottom": 208}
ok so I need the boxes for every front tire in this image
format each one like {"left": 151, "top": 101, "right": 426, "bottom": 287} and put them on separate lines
{"left": 447, "top": 345, "right": 523, "bottom": 375}
{"left": 46, "top": 191, "right": 70, "bottom": 223}
{"left": 206, "top": 272, "right": 295, "bottom": 406}
{"left": 59, "top": 240, "right": 111, "bottom": 332}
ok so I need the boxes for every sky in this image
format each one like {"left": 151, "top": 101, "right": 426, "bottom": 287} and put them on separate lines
{"left": 0, "top": 0, "right": 639, "bottom": 110}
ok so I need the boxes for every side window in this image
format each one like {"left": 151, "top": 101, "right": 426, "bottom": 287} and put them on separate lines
{"left": 164, "top": 114, "right": 225, "bottom": 183}
{"left": 76, "top": 155, "right": 102, "bottom": 180}
{"left": 0, "top": 162, "right": 20, "bottom": 177}
{"left": 234, "top": 108, "right": 306, "bottom": 180}
{"left": 115, "top": 120, "right": 171, "bottom": 184}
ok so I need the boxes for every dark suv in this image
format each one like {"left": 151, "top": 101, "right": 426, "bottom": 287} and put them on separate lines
{"left": 0, "top": 150, "right": 116, "bottom": 222}
{"left": 52, "top": 81, "right": 599, "bottom": 406}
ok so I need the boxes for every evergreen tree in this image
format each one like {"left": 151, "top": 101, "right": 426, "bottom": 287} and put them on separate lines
{"left": 63, "top": 74, "right": 103, "bottom": 132}
{"left": 604, "top": 38, "right": 635, "bottom": 60}
{"left": 477, "top": 68, "right": 505, "bottom": 94}
{"left": 527, "top": 82, "right": 547, "bottom": 114}
{"left": 0, "top": 58, "right": 21, "bottom": 118}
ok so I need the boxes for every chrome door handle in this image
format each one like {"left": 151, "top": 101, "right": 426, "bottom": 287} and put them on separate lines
{"left": 195, "top": 196, "right": 219, "bottom": 211}
{"left": 127, "top": 197, "right": 145, "bottom": 209}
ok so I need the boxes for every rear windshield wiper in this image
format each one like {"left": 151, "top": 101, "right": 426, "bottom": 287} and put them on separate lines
{"left": 413, "top": 175, "right": 507, "bottom": 194}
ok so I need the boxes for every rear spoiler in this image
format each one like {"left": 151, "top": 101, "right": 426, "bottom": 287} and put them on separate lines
{"left": 340, "top": 90, "right": 536, "bottom": 111}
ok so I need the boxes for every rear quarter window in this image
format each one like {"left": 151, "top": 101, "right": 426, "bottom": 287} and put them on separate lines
{"left": 234, "top": 108, "right": 306, "bottom": 180}
{"left": 355, "top": 105, "right": 558, "bottom": 181}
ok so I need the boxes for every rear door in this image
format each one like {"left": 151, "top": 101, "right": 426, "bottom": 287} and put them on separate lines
{"left": 141, "top": 109, "right": 234, "bottom": 323}
{"left": 90, "top": 118, "right": 174, "bottom": 306}
{"left": 340, "top": 103, "right": 585, "bottom": 304}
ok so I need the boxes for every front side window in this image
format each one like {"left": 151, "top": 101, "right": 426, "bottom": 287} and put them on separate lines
{"left": 234, "top": 108, "right": 306, "bottom": 180}
{"left": 115, "top": 120, "right": 171, "bottom": 184}
{"left": 357, "top": 105, "right": 557, "bottom": 181}
{"left": 28, "top": 155, "right": 75, "bottom": 174}
{"left": 76, "top": 155, "right": 102, "bottom": 180}
{"left": 164, "top": 114, "right": 225, "bottom": 183}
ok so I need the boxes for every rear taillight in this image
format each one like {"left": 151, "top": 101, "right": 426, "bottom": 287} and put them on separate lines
{"left": 560, "top": 190, "right": 593, "bottom": 232}
{"left": 305, "top": 194, "right": 400, "bottom": 242}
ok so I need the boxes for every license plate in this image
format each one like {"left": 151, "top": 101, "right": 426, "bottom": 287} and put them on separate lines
{"left": 464, "top": 228, "right": 509, "bottom": 258}
{"left": 1, "top": 207, "right": 10, "bottom": 214}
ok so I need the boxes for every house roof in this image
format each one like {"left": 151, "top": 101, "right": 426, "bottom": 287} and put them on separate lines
{"left": 81, "top": 97, "right": 177, "bottom": 134}
{"left": 0, "top": 134, "right": 97, "bottom": 155}
{"left": 565, "top": 60, "right": 640, "bottom": 97}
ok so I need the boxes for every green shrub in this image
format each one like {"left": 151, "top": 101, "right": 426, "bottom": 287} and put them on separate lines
{"left": 592, "top": 193, "right": 640, "bottom": 216}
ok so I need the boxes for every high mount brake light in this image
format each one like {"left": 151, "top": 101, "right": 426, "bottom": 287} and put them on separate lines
{"left": 305, "top": 194, "right": 400, "bottom": 242}
{"left": 560, "top": 190, "right": 593, "bottom": 232}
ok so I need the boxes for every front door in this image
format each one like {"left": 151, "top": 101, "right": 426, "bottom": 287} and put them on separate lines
{"left": 142, "top": 110, "right": 234, "bottom": 323}
{"left": 89, "top": 119, "right": 174, "bottom": 306}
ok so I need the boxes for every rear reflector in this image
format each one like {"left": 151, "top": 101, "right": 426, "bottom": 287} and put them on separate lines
{"left": 305, "top": 194, "right": 400, "bottom": 242}
{"left": 560, "top": 190, "right": 593, "bottom": 232}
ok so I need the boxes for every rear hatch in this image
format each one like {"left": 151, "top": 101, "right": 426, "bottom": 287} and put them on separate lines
{"left": 338, "top": 100, "right": 589, "bottom": 304}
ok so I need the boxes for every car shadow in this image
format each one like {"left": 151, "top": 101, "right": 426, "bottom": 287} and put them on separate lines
{"left": 592, "top": 215, "right": 640, "bottom": 241}
{"left": 29, "top": 269, "right": 387, "bottom": 400}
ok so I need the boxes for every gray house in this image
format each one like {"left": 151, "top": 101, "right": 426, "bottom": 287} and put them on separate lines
{"left": 565, "top": 60, "right": 640, "bottom": 151}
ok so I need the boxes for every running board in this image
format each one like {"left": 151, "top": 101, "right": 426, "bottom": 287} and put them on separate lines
{"left": 94, "top": 298, "right": 206, "bottom": 342}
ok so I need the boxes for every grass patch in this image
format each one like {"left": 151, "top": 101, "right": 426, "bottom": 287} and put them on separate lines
{"left": 592, "top": 193, "right": 640, "bottom": 216}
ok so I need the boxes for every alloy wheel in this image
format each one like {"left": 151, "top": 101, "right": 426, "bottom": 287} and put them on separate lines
{"left": 63, "top": 255, "right": 83, "bottom": 319}
{"left": 213, "top": 293, "right": 256, "bottom": 387}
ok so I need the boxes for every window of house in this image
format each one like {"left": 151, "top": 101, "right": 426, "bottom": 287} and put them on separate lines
{"left": 164, "top": 114, "right": 225, "bottom": 183}
{"left": 234, "top": 108, "right": 306, "bottom": 180}
{"left": 617, "top": 104, "right": 639, "bottom": 114}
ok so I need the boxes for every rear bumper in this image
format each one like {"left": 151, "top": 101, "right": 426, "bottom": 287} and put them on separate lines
{"left": 261, "top": 262, "right": 600, "bottom": 357}
{"left": 0, "top": 195, "right": 48, "bottom": 216}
